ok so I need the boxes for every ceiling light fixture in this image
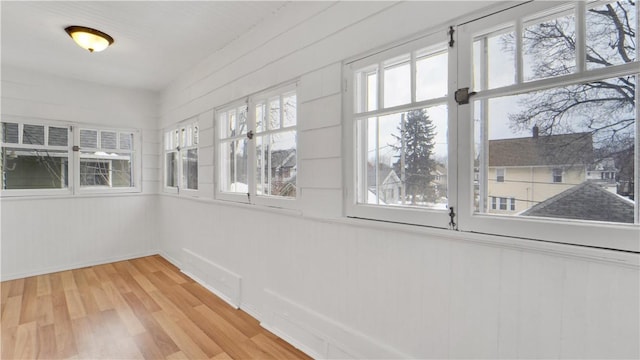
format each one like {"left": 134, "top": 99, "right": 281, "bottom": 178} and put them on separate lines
{"left": 64, "top": 26, "right": 114, "bottom": 53}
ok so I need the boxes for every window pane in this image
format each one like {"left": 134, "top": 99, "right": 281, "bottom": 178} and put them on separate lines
{"left": 416, "top": 50, "right": 448, "bottom": 101}
{"left": 383, "top": 59, "right": 411, "bottom": 107}
{"left": 474, "top": 75, "right": 636, "bottom": 223}
{"left": 101, "top": 131, "right": 117, "bottom": 149}
{"left": 219, "top": 139, "right": 248, "bottom": 193}
{"left": 283, "top": 93, "right": 297, "bottom": 127}
{"left": 166, "top": 152, "right": 178, "bottom": 188}
{"left": 2, "top": 123, "right": 19, "bottom": 144}
{"left": 182, "top": 149, "right": 198, "bottom": 190}
{"left": 80, "top": 152, "right": 132, "bottom": 187}
{"left": 523, "top": 10, "right": 576, "bottom": 81}
{"left": 256, "top": 103, "right": 265, "bottom": 133}
{"left": 48, "top": 127, "right": 68, "bottom": 146}
{"left": 474, "top": 28, "right": 516, "bottom": 90}
{"left": 120, "top": 133, "right": 133, "bottom": 150}
{"left": 80, "top": 129, "right": 98, "bottom": 148}
{"left": 586, "top": 1, "right": 636, "bottom": 70}
{"left": 359, "top": 105, "right": 448, "bottom": 209}
{"left": 2, "top": 148, "right": 68, "bottom": 189}
{"left": 256, "top": 130, "right": 296, "bottom": 198}
{"left": 268, "top": 97, "right": 281, "bottom": 130}
{"left": 23, "top": 124, "right": 45, "bottom": 145}
{"left": 367, "top": 71, "right": 378, "bottom": 111}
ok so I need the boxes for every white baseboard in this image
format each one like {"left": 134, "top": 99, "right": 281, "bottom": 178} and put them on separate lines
{"left": 180, "top": 248, "right": 242, "bottom": 309}
{"left": 262, "top": 289, "right": 411, "bottom": 359}
{"left": 0, "top": 249, "right": 160, "bottom": 281}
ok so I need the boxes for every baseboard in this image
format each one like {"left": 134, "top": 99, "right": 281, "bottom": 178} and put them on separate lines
{"left": 180, "top": 248, "right": 242, "bottom": 309}
{"left": 262, "top": 289, "right": 411, "bottom": 359}
{"left": 0, "top": 249, "right": 160, "bottom": 281}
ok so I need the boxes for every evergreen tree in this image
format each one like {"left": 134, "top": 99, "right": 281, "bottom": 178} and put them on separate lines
{"left": 391, "top": 109, "right": 437, "bottom": 204}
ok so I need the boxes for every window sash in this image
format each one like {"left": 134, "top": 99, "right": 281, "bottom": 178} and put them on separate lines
{"left": 455, "top": 0, "right": 639, "bottom": 251}
{"left": 164, "top": 120, "right": 199, "bottom": 193}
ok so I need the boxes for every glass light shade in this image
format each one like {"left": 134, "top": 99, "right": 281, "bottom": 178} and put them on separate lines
{"left": 65, "top": 26, "right": 114, "bottom": 53}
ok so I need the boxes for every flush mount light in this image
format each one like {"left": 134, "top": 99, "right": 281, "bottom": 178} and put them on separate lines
{"left": 64, "top": 26, "right": 114, "bottom": 53}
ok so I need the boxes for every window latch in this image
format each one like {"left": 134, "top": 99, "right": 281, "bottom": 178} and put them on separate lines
{"left": 247, "top": 130, "right": 254, "bottom": 140}
{"left": 454, "top": 87, "right": 476, "bottom": 105}
{"left": 72, "top": 145, "right": 80, "bottom": 152}
{"left": 448, "top": 206, "right": 457, "bottom": 230}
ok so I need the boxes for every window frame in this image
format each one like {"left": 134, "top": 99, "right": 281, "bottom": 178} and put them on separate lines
{"left": 344, "top": 1, "right": 639, "bottom": 252}
{"left": 1, "top": 118, "right": 72, "bottom": 197}
{"left": 215, "top": 83, "right": 299, "bottom": 209}
{"left": 344, "top": 30, "right": 457, "bottom": 229}
{"left": 163, "top": 119, "right": 199, "bottom": 195}
{"left": 75, "top": 126, "right": 141, "bottom": 195}
{"left": 1, "top": 118, "right": 142, "bottom": 197}
{"left": 455, "top": 0, "right": 639, "bottom": 252}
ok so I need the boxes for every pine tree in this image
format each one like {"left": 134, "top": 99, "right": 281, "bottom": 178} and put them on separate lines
{"left": 391, "top": 109, "right": 437, "bottom": 204}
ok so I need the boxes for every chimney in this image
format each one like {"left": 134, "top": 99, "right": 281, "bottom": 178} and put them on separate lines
{"left": 532, "top": 124, "right": 539, "bottom": 138}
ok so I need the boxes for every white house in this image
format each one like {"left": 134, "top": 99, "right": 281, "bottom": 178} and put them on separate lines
{"left": 1, "top": 1, "right": 638, "bottom": 359}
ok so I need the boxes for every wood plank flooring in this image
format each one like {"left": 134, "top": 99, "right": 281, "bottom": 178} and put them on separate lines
{"left": 1, "top": 255, "right": 311, "bottom": 360}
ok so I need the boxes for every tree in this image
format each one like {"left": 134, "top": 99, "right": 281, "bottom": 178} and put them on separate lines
{"left": 391, "top": 109, "right": 437, "bottom": 204}
{"left": 502, "top": 1, "right": 636, "bottom": 185}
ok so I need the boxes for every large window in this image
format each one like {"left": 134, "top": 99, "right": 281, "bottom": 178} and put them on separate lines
{"left": 1, "top": 120, "right": 141, "bottom": 196}
{"left": 217, "top": 84, "right": 297, "bottom": 207}
{"left": 164, "top": 121, "right": 199, "bottom": 193}
{"left": 347, "top": 1, "right": 639, "bottom": 251}
{"left": 346, "top": 32, "right": 452, "bottom": 227}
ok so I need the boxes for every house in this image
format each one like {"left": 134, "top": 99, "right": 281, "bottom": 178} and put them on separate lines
{"left": 367, "top": 162, "right": 402, "bottom": 205}
{"left": 487, "top": 127, "right": 593, "bottom": 213}
{"left": 1, "top": 2, "right": 637, "bottom": 359}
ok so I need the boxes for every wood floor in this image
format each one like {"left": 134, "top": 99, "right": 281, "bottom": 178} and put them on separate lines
{"left": 1, "top": 255, "right": 311, "bottom": 360}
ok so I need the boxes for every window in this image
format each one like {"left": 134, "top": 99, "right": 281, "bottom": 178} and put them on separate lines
{"left": 346, "top": 32, "right": 451, "bottom": 227}
{"left": 552, "top": 168, "right": 563, "bottom": 183}
{"left": 217, "top": 84, "right": 297, "bottom": 207}
{"left": 462, "top": 0, "right": 639, "bottom": 250}
{"left": 346, "top": 1, "right": 639, "bottom": 251}
{"left": 78, "top": 128, "right": 136, "bottom": 190}
{"left": 1, "top": 121, "right": 70, "bottom": 194}
{"left": 1, "top": 120, "right": 140, "bottom": 196}
{"left": 164, "top": 121, "right": 199, "bottom": 192}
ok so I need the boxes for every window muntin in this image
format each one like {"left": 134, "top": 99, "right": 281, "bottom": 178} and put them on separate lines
{"left": 164, "top": 121, "right": 198, "bottom": 192}
{"left": 216, "top": 84, "right": 298, "bottom": 206}
{"left": 78, "top": 128, "right": 135, "bottom": 189}
{"left": 1, "top": 122, "right": 70, "bottom": 192}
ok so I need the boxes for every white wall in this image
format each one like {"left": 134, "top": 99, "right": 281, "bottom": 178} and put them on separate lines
{"left": 1, "top": 65, "right": 161, "bottom": 280}
{"left": 158, "top": 1, "right": 639, "bottom": 359}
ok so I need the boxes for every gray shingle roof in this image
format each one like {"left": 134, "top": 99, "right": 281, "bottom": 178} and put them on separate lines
{"left": 521, "top": 181, "right": 634, "bottom": 223}
{"left": 489, "top": 133, "right": 593, "bottom": 167}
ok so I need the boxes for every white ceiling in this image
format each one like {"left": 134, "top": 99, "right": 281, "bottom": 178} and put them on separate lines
{"left": 1, "top": 1, "right": 292, "bottom": 92}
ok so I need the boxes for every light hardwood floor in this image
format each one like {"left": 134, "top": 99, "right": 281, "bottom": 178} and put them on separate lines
{"left": 1, "top": 255, "right": 311, "bottom": 359}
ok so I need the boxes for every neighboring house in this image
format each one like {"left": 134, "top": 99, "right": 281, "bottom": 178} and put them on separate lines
{"left": 268, "top": 149, "right": 296, "bottom": 181}
{"left": 367, "top": 162, "right": 402, "bottom": 205}
{"left": 431, "top": 163, "right": 447, "bottom": 200}
{"left": 488, "top": 127, "right": 593, "bottom": 214}
{"left": 586, "top": 157, "right": 618, "bottom": 193}
{"left": 522, "top": 181, "right": 634, "bottom": 223}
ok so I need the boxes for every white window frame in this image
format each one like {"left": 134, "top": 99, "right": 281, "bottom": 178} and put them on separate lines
{"left": 496, "top": 168, "right": 505, "bottom": 183}
{"left": 1, "top": 118, "right": 142, "bottom": 197}
{"left": 75, "top": 126, "right": 141, "bottom": 194}
{"left": 215, "top": 83, "right": 299, "bottom": 209}
{"left": 163, "top": 119, "right": 199, "bottom": 195}
{"left": 344, "top": 31, "right": 456, "bottom": 228}
{"left": 345, "top": 1, "right": 639, "bottom": 252}
{"left": 1, "top": 118, "right": 72, "bottom": 197}
{"left": 456, "top": 1, "right": 639, "bottom": 251}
